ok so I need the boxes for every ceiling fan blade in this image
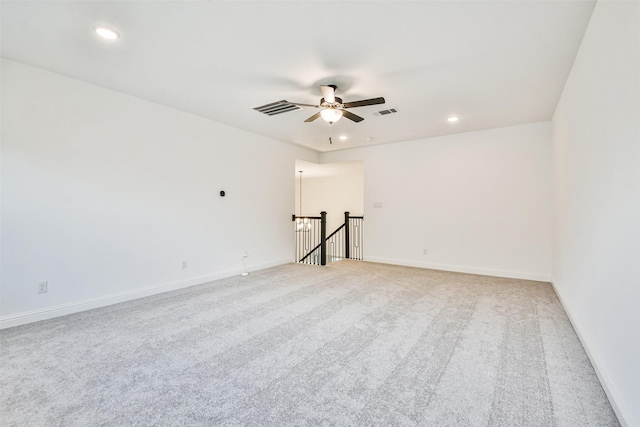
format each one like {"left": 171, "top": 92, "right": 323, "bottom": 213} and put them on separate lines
{"left": 320, "top": 85, "right": 336, "bottom": 103}
{"left": 304, "top": 111, "right": 322, "bottom": 122}
{"left": 341, "top": 110, "right": 364, "bottom": 123}
{"left": 285, "top": 101, "right": 321, "bottom": 108}
{"left": 343, "top": 97, "right": 386, "bottom": 108}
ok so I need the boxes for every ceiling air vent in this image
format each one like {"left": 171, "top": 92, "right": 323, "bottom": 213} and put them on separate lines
{"left": 374, "top": 108, "right": 398, "bottom": 116}
{"left": 253, "top": 100, "right": 301, "bottom": 116}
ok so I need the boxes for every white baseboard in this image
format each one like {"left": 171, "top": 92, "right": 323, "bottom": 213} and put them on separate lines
{"left": 550, "top": 281, "right": 633, "bottom": 427}
{"left": 364, "top": 257, "right": 552, "bottom": 282}
{"left": 0, "top": 258, "right": 291, "bottom": 330}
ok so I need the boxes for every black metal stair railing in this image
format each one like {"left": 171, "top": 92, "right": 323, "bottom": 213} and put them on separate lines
{"left": 292, "top": 213, "right": 324, "bottom": 265}
{"left": 293, "top": 211, "right": 363, "bottom": 265}
{"left": 347, "top": 213, "right": 364, "bottom": 261}
{"left": 326, "top": 223, "right": 346, "bottom": 263}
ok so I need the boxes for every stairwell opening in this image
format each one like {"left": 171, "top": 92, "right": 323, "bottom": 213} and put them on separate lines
{"left": 293, "top": 159, "right": 364, "bottom": 265}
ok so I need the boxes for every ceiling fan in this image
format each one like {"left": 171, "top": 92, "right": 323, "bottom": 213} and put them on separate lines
{"left": 291, "top": 85, "right": 385, "bottom": 124}
{"left": 254, "top": 85, "right": 385, "bottom": 125}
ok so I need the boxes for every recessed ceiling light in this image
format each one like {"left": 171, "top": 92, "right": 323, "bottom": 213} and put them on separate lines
{"left": 95, "top": 27, "right": 120, "bottom": 40}
{"left": 339, "top": 135, "right": 348, "bottom": 141}
{"left": 447, "top": 116, "right": 459, "bottom": 123}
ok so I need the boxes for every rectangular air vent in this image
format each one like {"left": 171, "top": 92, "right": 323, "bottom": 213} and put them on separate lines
{"left": 374, "top": 108, "right": 398, "bottom": 116}
{"left": 253, "top": 100, "right": 301, "bottom": 116}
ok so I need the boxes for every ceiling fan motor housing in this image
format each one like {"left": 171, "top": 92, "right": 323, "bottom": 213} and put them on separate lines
{"left": 320, "top": 97, "right": 343, "bottom": 108}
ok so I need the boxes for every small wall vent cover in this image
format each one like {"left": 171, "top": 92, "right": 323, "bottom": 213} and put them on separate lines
{"left": 374, "top": 108, "right": 398, "bottom": 116}
{"left": 254, "top": 100, "right": 301, "bottom": 116}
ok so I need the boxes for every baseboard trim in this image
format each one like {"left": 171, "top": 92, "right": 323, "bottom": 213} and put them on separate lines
{"left": 0, "top": 258, "right": 291, "bottom": 330}
{"left": 550, "top": 280, "right": 633, "bottom": 427}
{"left": 364, "top": 257, "right": 551, "bottom": 282}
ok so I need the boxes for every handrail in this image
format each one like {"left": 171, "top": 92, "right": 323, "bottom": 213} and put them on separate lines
{"left": 326, "top": 223, "right": 346, "bottom": 240}
{"left": 299, "top": 223, "right": 345, "bottom": 263}
{"left": 292, "top": 215, "right": 322, "bottom": 220}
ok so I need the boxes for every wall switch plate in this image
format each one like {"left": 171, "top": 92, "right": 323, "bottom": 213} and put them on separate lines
{"left": 373, "top": 202, "right": 383, "bottom": 208}
{"left": 423, "top": 249, "right": 428, "bottom": 255}
{"left": 182, "top": 260, "right": 188, "bottom": 269}
{"left": 37, "top": 281, "right": 48, "bottom": 294}
{"left": 243, "top": 251, "right": 249, "bottom": 258}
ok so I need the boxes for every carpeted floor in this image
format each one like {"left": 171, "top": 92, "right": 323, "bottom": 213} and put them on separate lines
{"left": 0, "top": 261, "right": 618, "bottom": 426}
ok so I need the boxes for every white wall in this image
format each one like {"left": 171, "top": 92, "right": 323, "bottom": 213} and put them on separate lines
{"left": 295, "top": 174, "right": 364, "bottom": 233}
{"left": 551, "top": 1, "right": 640, "bottom": 426}
{"left": 0, "top": 59, "right": 318, "bottom": 327}
{"left": 322, "top": 122, "right": 553, "bottom": 281}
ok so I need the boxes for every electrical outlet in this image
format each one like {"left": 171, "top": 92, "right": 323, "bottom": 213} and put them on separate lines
{"left": 37, "top": 281, "right": 48, "bottom": 294}
{"left": 423, "top": 249, "right": 428, "bottom": 255}
{"left": 182, "top": 260, "right": 188, "bottom": 269}
{"left": 243, "top": 251, "right": 249, "bottom": 258}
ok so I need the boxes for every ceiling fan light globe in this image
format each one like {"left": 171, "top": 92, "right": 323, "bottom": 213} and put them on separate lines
{"left": 320, "top": 108, "right": 343, "bottom": 124}
{"left": 95, "top": 27, "right": 120, "bottom": 40}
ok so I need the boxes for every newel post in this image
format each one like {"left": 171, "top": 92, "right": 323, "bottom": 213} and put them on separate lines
{"left": 344, "top": 211, "right": 350, "bottom": 259}
{"left": 320, "top": 211, "right": 327, "bottom": 266}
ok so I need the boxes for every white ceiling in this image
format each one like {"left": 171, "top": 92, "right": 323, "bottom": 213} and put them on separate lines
{"left": 1, "top": 1, "right": 596, "bottom": 153}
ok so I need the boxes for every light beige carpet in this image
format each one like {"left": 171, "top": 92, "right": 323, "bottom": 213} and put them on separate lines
{"left": 0, "top": 260, "right": 618, "bottom": 426}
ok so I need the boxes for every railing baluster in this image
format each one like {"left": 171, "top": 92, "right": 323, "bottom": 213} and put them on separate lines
{"left": 344, "top": 212, "right": 350, "bottom": 259}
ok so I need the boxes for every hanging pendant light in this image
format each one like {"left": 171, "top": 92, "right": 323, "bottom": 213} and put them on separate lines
{"left": 296, "top": 171, "right": 304, "bottom": 231}
{"left": 296, "top": 170, "right": 311, "bottom": 232}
